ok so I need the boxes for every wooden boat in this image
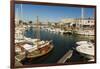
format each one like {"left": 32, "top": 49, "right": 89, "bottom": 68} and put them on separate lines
{"left": 15, "top": 39, "right": 54, "bottom": 60}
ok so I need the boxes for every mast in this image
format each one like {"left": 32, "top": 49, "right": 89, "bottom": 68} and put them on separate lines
{"left": 21, "top": 4, "right": 23, "bottom": 21}
{"left": 15, "top": 8, "right": 19, "bottom": 25}
{"left": 20, "top": 4, "right": 24, "bottom": 39}
{"left": 81, "top": 8, "right": 84, "bottom": 20}
{"left": 36, "top": 16, "right": 40, "bottom": 39}
{"left": 81, "top": 8, "right": 84, "bottom": 30}
{"left": 36, "top": 16, "right": 41, "bottom": 52}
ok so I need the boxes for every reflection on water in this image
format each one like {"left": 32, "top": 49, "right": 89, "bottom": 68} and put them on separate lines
{"left": 22, "top": 27, "right": 94, "bottom": 64}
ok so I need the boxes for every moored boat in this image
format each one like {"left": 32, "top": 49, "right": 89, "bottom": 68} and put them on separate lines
{"left": 76, "top": 41, "right": 94, "bottom": 60}
{"left": 77, "top": 30, "right": 94, "bottom": 36}
{"left": 15, "top": 38, "right": 54, "bottom": 60}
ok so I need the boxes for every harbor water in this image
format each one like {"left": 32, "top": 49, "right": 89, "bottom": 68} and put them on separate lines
{"left": 22, "top": 27, "right": 94, "bottom": 65}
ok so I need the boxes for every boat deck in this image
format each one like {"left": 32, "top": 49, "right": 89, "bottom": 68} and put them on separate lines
{"left": 15, "top": 54, "right": 25, "bottom": 62}
{"left": 27, "top": 45, "right": 54, "bottom": 58}
{"left": 15, "top": 56, "right": 23, "bottom": 66}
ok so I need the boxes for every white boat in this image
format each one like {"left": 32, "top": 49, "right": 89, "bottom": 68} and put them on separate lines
{"left": 24, "top": 37, "right": 39, "bottom": 42}
{"left": 15, "top": 27, "right": 26, "bottom": 43}
{"left": 77, "top": 30, "right": 94, "bottom": 36}
{"left": 76, "top": 41, "right": 94, "bottom": 60}
{"left": 76, "top": 41, "right": 93, "bottom": 46}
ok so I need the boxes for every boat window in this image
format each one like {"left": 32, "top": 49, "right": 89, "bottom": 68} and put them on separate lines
{"left": 88, "top": 46, "right": 92, "bottom": 48}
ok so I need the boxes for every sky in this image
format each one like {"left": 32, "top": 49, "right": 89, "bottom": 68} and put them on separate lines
{"left": 15, "top": 4, "right": 95, "bottom": 23}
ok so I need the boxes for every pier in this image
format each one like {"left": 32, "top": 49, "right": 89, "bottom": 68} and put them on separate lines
{"left": 57, "top": 50, "right": 73, "bottom": 63}
{"left": 15, "top": 56, "right": 23, "bottom": 66}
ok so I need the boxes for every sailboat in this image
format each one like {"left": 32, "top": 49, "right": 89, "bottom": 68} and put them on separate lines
{"left": 25, "top": 16, "right": 54, "bottom": 58}
{"left": 15, "top": 17, "right": 54, "bottom": 59}
{"left": 15, "top": 4, "right": 54, "bottom": 61}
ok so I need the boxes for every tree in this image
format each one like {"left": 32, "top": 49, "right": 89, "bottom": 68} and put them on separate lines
{"left": 19, "top": 20, "right": 23, "bottom": 24}
{"left": 29, "top": 21, "right": 32, "bottom": 24}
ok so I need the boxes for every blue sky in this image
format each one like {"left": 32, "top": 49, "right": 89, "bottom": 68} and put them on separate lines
{"left": 15, "top": 4, "right": 95, "bottom": 22}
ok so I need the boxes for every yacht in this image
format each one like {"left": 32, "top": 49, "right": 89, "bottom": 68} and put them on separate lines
{"left": 76, "top": 41, "right": 93, "bottom": 46}
{"left": 76, "top": 41, "right": 94, "bottom": 61}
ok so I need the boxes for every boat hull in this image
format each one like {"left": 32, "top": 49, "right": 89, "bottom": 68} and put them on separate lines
{"left": 26, "top": 44, "right": 54, "bottom": 59}
{"left": 77, "top": 51, "right": 94, "bottom": 60}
